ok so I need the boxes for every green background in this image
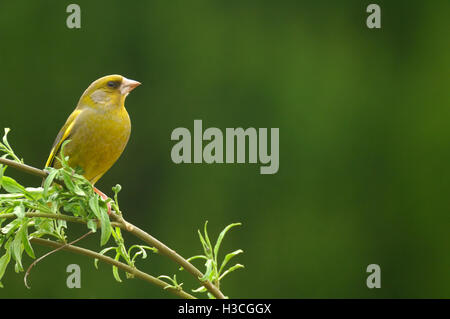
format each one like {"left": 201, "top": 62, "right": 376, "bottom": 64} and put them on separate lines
{"left": 0, "top": 0, "right": 449, "bottom": 298}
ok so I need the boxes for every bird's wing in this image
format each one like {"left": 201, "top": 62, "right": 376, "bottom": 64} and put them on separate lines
{"left": 45, "top": 109, "right": 82, "bottom": 168}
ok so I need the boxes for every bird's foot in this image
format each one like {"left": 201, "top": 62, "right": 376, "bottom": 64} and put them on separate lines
{"left": 93, "top": 187, "right": 112, "bottom": 215}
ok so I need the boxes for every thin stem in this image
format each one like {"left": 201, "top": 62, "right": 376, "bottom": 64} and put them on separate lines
{"left": 0, "top": 157, "right": 47, "bottom": 179}
{"left": 25, "top": 231, "right": 93, "bottom": 288}
{"left": 30, "top": 237, "right": 196, "bottom": 299}
{"left": 115, "top": 216, "right": 226, "bottom": 299}
{"left": 0, "top": 212, "right": 122, "bottom": 228}
{"left": 0, "top": 158, "right": 226, "bottom": 299}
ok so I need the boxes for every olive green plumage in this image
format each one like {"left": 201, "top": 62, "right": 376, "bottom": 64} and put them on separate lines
{"left": 46, "top": 74, "right": 140, "bottom": 184}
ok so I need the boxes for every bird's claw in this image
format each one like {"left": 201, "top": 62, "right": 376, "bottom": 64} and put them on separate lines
{"left": 93, "top": 187, "right": 112, "bottom": 215}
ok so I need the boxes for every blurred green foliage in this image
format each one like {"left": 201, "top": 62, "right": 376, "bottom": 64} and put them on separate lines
{"left": 0, "top": 0, "right": 449, "bottom": 298}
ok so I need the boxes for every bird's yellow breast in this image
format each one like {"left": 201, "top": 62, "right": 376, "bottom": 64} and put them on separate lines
{"left": 55, "top": 106, "right": 131, "bottom": 184}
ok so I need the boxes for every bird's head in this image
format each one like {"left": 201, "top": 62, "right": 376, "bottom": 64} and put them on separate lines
{"left": 79, "top": 74, "right": 141, "bottom": 109}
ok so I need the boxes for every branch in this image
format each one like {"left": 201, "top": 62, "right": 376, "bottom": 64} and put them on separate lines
{"left": 0, "top": 211, "right": 122, "bottom": 228}
{"left": 115, "top": 217, "right": 226, "bottom": 299}
{"left": 0, "top": 157, "right": 47, "bottom": 179}
{"left": 30, "top": 238, "right": 196, "bottom": 299}
{"left": 0, "top": 157, "right": 226, "bottom": 299}
{"left": 25, "top": 230, "right": 94, "bottom": 288}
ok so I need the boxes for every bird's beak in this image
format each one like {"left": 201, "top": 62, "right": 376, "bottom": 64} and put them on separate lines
{"left": 120, "top": 77, "right": 141, "bottom": 95}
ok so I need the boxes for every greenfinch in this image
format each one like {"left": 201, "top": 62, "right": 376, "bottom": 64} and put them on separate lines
{"left": 45, "top": 74, "right": 140, "bottom": 201}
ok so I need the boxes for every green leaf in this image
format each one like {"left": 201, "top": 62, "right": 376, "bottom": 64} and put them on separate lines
{"left": 157, "top": 275, "right": 173, "bottom": 281}
{"left": 63, "top": 202, "right": 84, "bottom": 217}
{"left": 158, "top": 274, "right": 183, "bottom": 290}
{"left": 86, "top": 219, "right": 97, "bottom": 233}
{"left": 219, "top": 249, "right": 243, "bottom": 275}
{"left": 117, "top": 243, "right": 129, "bottom": 262}
{"left": 2, "top": 128, "right": 9, "bottom": 142}
{"left": 1, "top": 176, "right": 26, "bottom": 194}
{"left": 22, "top": 235, "right": 35, "bottom": 260}
{"left": 43, "top": 169, "right": 59, "bottom": 198}
{"left": 192, "top": 286, "right": 207, "bottom": 293}
{"left": 62, "top": 171, "right": 85, "bottom": 196}
{"left": 61, "top": 172, "right": 74, "bottom": 192}
{"left": 1, "top": 219, "right": 20, "bottom": 237}
{"left": 143, "top": 245, "right": 158, "bottom": 253}
{"left": 130, "top": 245, "right": 157, "bottom": 263}
{"left": 12, "top": 204, "right": 25, "bottom": 220}
{"left": 203, "top": 221, "right": 213, "bottom": 256}
{"left": 0, "top": 163, "right": 4, "bottom": 190}
{"left": 112, "top": 253, "right": 122, "bottom": 282}
{"left": 21, "top": 222, "right": 35, "bottom": 259}
{"left": 180, "top": 255, "right": 208, "bottom": 271}
{"left": 58, "top": 140, "right": 71, "bottom": 167}
{"left": 198, "top": 229, "right": 213, "bottom": 259}
{"left": 11, "top": 225, "right": 25, "bottom": 272}
{"left": 0, "top": 248, "right": 11, "bottom": 285}
{"left": 219, "top": 263, "right": 244, "bottom": 281}
{"left": 214, "top": 223, "right": 241, "bottom": 260}
{"left": 197, "top": 230, "right": 208, "bottom": 254}
{"left": 35, "top": 218, "right": 54, "bottom": 234}
{"left": 89, "top": 196, "right": 111, "bottom": 246}
{"left": 130, "top": 250, "right": 143, "bottom": 263}
{"left": 94, "top": 247, "right": 116, "bottom": 269}
{"left": 113, "top": 226, "right": 122, "bottom": 240}
{"left": 129, "top": 245, "right": 146, "bottom": 259}
{"left": 186, "top": 255, "right": 208, "bottom": 262}
{"left": 60, "top": 169, "right": 86, "bottom": 197}
{"left": 199, "top": 259, "right": 214, "bottom": 282}
{"left": 1, "top": 128, "right": 12, "bottom": 151}
{"left": 56, "top": 219, "right": 67, "bottom": 233}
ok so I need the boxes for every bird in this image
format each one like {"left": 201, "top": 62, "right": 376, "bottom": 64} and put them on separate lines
{"left": 45, "top": 74, "right": 141, "bottom": 210}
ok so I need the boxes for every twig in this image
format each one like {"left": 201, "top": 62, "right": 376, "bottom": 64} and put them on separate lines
{"left": 0, "top": 158, "right": 225, "bottom": 299}
{"left": 30, "top": 237, "right": 196, "bottom": 299}
{"left": 0, "top": 157, "right": 47, "bottom": 179}
{"left": 24, "top": 231, "right": 93, "bottom": 288}
{"left": 0, "top": 211, "right": 122, "bottom": 228}
{"left": 115, "top": 217, "right": 226, "bottom": 299}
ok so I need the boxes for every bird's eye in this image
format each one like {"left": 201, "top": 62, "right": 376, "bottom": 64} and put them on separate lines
{"left": 107, "top": 81, "right": 119, "bottom": 88}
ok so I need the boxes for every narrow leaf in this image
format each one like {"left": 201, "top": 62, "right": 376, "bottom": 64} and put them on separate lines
{"left": 1, "top": 176, "right": 26, "bottom": 194}
{"left": 89, "top": 197, "right": 111, "bottom": 246}
{"left": 186, "top": 255, "right": 208, "bottom": 262}
{"left": 61, "top": 168, "right": 86, "bottom": 196}
{"left": 112, "top": 253, "right": 122, "bottom": 282}
{"left": 43, "top": 169, "right": 58, "bottom": 198}
{"left": 12, "top": 225, "right": 25, "bottom": 272}
{"left": 203, "top": 221, "right": 213, "bottom": 256}
{"left": 0, "top": 163, "right": 4, "bottom": 190}
{"left": 128, "top": 245, "right": 147, "bottom": 260}
{"left": 1, "top": 219, "right": 20, "bottom": 236}
{"left": 219, "top": 263, "right": 245, "bottom": 281}
{"left": 21, "top": 223, "right": 35, "bottom": 259}
{"left": 214, "top": 223, "right": 241, "bottom": 260}
{"left": 62, "top": 171, "right": 76, "bottom": 194}
{"left": 94, "top": 247, "right": 116, "bottom": 269}
{"left": 12, "top": 204, "right": 25, "bottom": 220}
{"left": 199, "top": 259, "right": 214, "bottom": 282}
{"left": 192, "top": 286, "right": 207, "bottom": 293}
{"left": 180, "top": 255, "right": 208, "bottom": 271}
{"left": 157, "top": 275, "right": 173, "bottom": 282}
{"left": 197, "top": 230, "right": 213, "bottom": 259}
{"left": 219, "top": 249, "right": 243, "bottom": 275}
{"left": 2, "top": 128, "right": 11, "bottom": 148}
{"left": 86, "top": 219, "right": 97, "bottom": 233}
{"left": 0, "top": 249, "right": 11, "bottom": 284}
